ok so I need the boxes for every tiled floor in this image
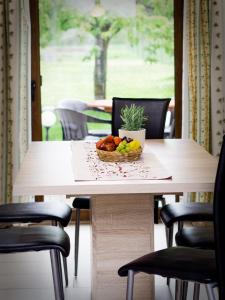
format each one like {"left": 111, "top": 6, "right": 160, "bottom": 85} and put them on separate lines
{"left": 0, "top": 222, "right": 216, "bottom": 300}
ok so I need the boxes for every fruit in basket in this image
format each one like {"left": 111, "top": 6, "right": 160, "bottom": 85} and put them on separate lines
{"left": 113, "top": 136, "right": 122, "bottom": 146}
{"left": 129, "top": 140, "right": 141, "bottom": 150}
{"left": 96, "top": 135, "right": 141, "bottom": 153}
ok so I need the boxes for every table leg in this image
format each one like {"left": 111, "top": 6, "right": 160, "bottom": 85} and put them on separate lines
{"left": 91, "top": 194, "right": 154, "bottom": 300}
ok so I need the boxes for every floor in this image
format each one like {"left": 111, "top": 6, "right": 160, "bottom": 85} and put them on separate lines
{"left": 0, "top": 199, "right": 216, "bottom": 300}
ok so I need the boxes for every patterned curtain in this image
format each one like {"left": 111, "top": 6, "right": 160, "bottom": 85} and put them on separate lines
{"left": 182, "top": 0, "right": 222, "bottom": 202}
{"left": 211, "top": 0, "right": 225, "bottom": 156}
{"left": 0, "top": 0, "right": 31, "bottom": 204}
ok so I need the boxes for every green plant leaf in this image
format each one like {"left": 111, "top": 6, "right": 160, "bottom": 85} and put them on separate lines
{"left": 120, "top": 104, "right": 148, "bottom": 131}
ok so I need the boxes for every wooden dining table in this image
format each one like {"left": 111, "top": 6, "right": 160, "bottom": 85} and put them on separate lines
{"left": 13, "top": 139, "right": 217, "bottom": 300}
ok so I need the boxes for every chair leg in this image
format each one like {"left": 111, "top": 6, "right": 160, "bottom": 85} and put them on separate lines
{"left": 175, "top": 280, "right": 183, "bottom": 300}
{"left": 61, "top": 227, "right": 69, "bottom": 287}
{"left": 50, "top": 249, "right": 64, "bottom": 300}
{"left": 165, "top": 225, "right": 174, "bottom": 248}
{"left": 154, "top": 199, "right": 159, "bottom": 224}
{"left": 205, "top": 284, "right": 217, "bottom": 300}
{"left": 62, "top": 256, "right": 68, "bottom": 287}
{"left": 178, "top": 221, "right": 184, "bottom": 232}
{"left": 52, "top": 221, "right": 68, "bottom": 286}
{"left": 166, "top": 225, "right": 173, "bottom": 286}
{"left": 161, "top": 197, "right": 166, "bottom": 207}
{"left": 74, "top": 208, "right": 81, "bottom": 277}
{"left": 126, "top": 270, "right": 135, "bottom": 300}
{"left": 193, "top": 283, "right": 200, "bottom": 300}
{"left": 175, "top": 194, "right": 180, "bottom": 202}
{"left": 181, "top": 281, "right": 188, "bottom": 300}
{"left": 168, "top": 225, "right": 174, "bottom": 247}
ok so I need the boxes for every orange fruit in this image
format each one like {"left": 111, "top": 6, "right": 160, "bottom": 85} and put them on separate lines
{"left": 114, "top": 136, "right": 122, "bottom": 146}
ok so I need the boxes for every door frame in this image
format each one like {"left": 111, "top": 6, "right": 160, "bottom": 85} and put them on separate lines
{"left": 30, "top": 0, "right": 42, "bottom": 142}
{"left": 174, "top": 0, "right": 183, "bottom": 138}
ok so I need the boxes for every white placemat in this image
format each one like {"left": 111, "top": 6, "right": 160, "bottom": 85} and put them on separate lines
{"left": 71, "top": 141, "right": 172, "bottom": 181}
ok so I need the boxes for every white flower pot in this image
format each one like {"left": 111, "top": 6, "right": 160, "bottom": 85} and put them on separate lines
{"left": 118, "top": 128, "right": 146, "bottom": 148}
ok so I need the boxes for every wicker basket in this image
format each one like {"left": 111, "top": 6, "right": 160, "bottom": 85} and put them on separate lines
{"left": 96, "top": 147, "right": 142, "bottom": 162}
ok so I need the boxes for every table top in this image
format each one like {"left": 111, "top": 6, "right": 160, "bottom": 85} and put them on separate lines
{"left": 13, "top": 139, "right": 218, "bottom": 196}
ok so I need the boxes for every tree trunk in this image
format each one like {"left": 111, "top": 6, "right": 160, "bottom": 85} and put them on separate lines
{"left": 94, "top": 36, "right": 109, "bottom": 99}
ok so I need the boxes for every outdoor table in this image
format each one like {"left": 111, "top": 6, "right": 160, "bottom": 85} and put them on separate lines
{"left": 13, "top": 139, "right": 217, "bottom": 300}
{"left": 87, "top": 98, "right": 175, "bottom": 113}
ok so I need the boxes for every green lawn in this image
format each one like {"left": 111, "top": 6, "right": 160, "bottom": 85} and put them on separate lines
{"left": 40, "top": 44, "right": 174, "bottom": 140}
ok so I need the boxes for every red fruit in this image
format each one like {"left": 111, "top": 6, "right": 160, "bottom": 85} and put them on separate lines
{"left": 104, "top": 135, "right": 114, "bottom": 143}
{"left": 104, "top": 142, "right": 116, "bottom": 152}
{"left": 96, "top": 139, "right": 104, "bottom": 149}
{"left": 114, "top": 136, "right": 122, "bottom": 146}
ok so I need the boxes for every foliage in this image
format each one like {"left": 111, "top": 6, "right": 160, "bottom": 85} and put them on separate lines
{"left": 39, "top": 0, "right": 65, "bottom": 47}
{"left": 120, "top": 104, "right": 148, "bottom": 131}
{"left": 39, "top": 0, "right": 174, "bottom": 62}
{"left": 128, "top": 0, "right": 174, "bottom": 63}
{"left": 57, "top": 9, "right": 128, "bottom": 60}
{"left": 39, "top": 0, "right": 174, "bottom": 99}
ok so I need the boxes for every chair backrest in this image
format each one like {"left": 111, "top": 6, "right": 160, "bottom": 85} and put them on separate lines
{"left": 111, "top": 97, "right": 171, "bottom": 138}
{"left": 213, "top": 135, "right": 225, "bottom": 299}
{"left": 55, "top": 107, "right": 88, "bottom": 140}
{"left": 58, "top": 99, "right": 88, "bottom": 112}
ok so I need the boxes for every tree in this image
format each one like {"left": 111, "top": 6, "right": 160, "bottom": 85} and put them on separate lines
{"left": 39, "top": 0, "right": 173, "bottom": 99}
{"left": 57, "top": 9, "right": 128, "bottom": 99}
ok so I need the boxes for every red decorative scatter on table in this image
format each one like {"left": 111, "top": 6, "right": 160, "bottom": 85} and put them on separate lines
{"left": 84, "top": 142, "right": 151, "bottom": 180}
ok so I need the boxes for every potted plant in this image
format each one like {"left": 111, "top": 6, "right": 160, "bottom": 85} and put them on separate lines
{"left": 119, "top": 104, "right": 148, "bottom": 148}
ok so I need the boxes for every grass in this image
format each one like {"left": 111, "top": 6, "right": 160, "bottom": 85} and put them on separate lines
{"left": 40, "top": 44, "right": 174, "bottom": 140}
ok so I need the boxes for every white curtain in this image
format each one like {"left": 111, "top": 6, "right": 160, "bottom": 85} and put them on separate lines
{"left": 0, "top": 0, "right": 31, "bottom": 204}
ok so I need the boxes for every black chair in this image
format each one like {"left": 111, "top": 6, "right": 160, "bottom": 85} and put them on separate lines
{"left": 160, "top": 202, "right": 213, "bottom": 249}
{"left": 0, "top": 201, "right": 72, "bottom": 286}
{"left": 175, "top": 226, "right": 214, "bottom": 250}
{"left": 56, "top": 99, "right": 111, "bottom": 140}
{"left": 112, "top": 97, "right": 174, "bottom": 223}
{"left": 160, "top": 200, "right": 214, "bottom": 289}
{"left": 175, "top": 224, "right": 215, "bottom": 300}
{"left": 0, "top": 225, "right": 70, "bottom": 300}
{"left": 112, "top": 97, "right": 170, "bottom": 138}
{"left": 118, "top": 135, "right": 225, "bottom": 300}
{"left": 160, "top": 202, "right": 214, "bottom": 298}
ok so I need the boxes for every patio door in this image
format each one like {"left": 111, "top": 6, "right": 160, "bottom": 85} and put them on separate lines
{"left": 30, "top": 0, "right": 183, "bottom": 140}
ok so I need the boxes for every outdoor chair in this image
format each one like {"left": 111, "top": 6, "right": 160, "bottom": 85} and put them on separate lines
{"left": 0, "top": 201, "right": 72, "bottom": 286}
{"left": 118, "top": 135, "right": 225, "bottom": 300}
{"left": 164, "top": 109, "right": 175, "bottom": 138}
{"left": 56, "top": 99, "right": 111, "bottom": 140}
{"left": 0, "top": 225, "right": 70, "bottom": 300}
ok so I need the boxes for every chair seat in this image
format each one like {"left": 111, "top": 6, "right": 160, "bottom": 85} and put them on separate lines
{"left": 0, "top": 202, "right": 72, "bottom": 227}
{"left": 118, "top": 247, "right": 216, "bottom": 284}
{"left": 175, "top": 227, "right": 214, "bottom": 250}
{"left": 160, "top": 203, "right": 213, "bottom": 227}
{"left": 0, "top": 226, "right": 70, "bottom": 257}
{"left": 72, "top": 197, "right": 90, "bottom": 209}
